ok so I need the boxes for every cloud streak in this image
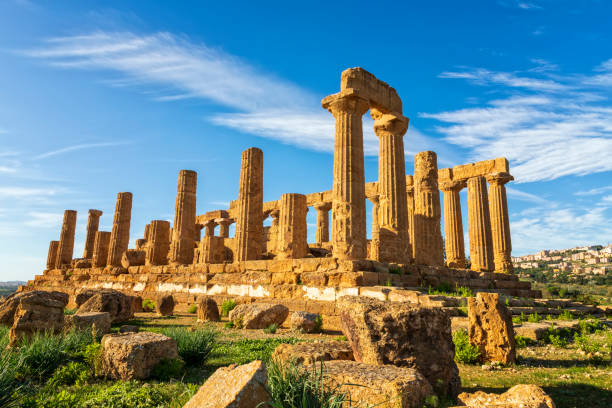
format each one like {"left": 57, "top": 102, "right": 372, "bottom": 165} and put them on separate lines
{"left": 34, "top": 141, "right": 132, "bottom": 159}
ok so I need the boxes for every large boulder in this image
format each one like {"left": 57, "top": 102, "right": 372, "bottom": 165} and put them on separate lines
{"left": 121, "top": 250, "right": 146, "bottom": 268}
{"left": 183, "top": 360, "right": 268, "bottom": 408}
{"left": 77, "top": 290, "right": 134, "bottom": 323}
{"left": 456, "top": 384, "right": 555, "bottom": 408}
{"left": 67, "top": 312, "right": 111, "bottom": 337}
{"left": 197, "top": 297, "right": 220, "bottom": 322}
{"left": 337, "top": 296, "right": 460, "bottom": 396}
{"left": 229, "top": 303, "right": 289, "bottom": 329}
{"left": 468, "top": 292, "right": 516, "bottom": 365}
{"left": 272, "top": 340, "right": 354, "bottom": 365}
{"left": 290, "top": 311, "right": 321, "bottom": 333}
{"left": 9, "top": 291, "right": 68, "bottom": 345}
{"left": 155, "top": 294, "right": 175, "bottom": 317}
{"left": 100, "top": 332, "right": 178, "bottom": 380}
{"left": 0, "top": 291, "right": 68, "bottom": 326}
{"left": 322, "top": 360, "right": 433, "bottom": 408}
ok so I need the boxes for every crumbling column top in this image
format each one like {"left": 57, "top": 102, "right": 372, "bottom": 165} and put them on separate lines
{"left": 313, "top": 201, "right": 332, "bottom": 212}
{"left": 486, "top": 172, "right": 514, "bottom": 185}
{"left": 88, "top": 209, "right": 103, "bottom": 216}
{"left": 321, "top": 89, "right": 370, "bottom": 114}
{"left": 439, "top": 180, "right": 467, "bottom": 192}
{"left": 371, "top": 109, "right": 409, "bottom": 138}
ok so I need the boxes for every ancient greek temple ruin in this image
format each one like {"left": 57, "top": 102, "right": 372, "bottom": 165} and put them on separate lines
{"left": 27, "top": 68, "right": 534, "bottom": 323}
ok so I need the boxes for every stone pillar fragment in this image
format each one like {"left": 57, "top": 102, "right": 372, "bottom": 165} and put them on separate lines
{"left": 92, "top": 231, "right": 111, "bottom": 267}
{"left": 235, "top": 147, "right": 264, "bottom": 262}
{"left": 467, "top": 177, "right": 494, "bottom": 272}
{"left": 146, "top": 220, "right": 170, "bottom": 266}
{"left": 217, "top": 218, "right": 233, "bottom": 238}
{"left": 277, "top": 193, "right": 308, "bottom": 259}
{"left": 322, "top": 93, "right": 369, "bottom": 260}
{"left": 107, "top": 192, "right": 132, "bottom": 267}
{"left": 83, "top": 209, "right": 103, "bottom": 259}
{"left": 413, "top": 152, "right": 444, "bottom": 266}
{"left": 198, "top": 237, "right": 226, "bottom": 264}
{"left": 313, "top": 202, "right": 331, "bottom": 244}
{"left": 169, "top": 170, "right": 197, "bottom": 265}
{"left": 368, "top": 196, "right": 380, "bottom": 261}
{"left": 46, "top": 241, "right": 59, "bottom": 270}
{"left": 487, "top": 172, "right": 514, "bottom": 273}
{"left": 406, "top": 179, "right": 415, "bottom": 262}
{"left": 55, "top": 210, "right": 77, "bottom": 268}
{"left": 203, "top": 220, "right": 216, "bottom": 238}
{"left": 144, "top": 224, "right": 151, "bottom": 241}
{"left": 372, "top": 109, "right": 410, "bottom": 263}
{"left": 440, "top": 180, "right": 467, "bottom": 268}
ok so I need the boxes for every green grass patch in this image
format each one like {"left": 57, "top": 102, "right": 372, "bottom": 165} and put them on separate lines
{"left": 453, "top": 329, "right": 481, "bottom": 364}
{"left": 161, "top": 327, "right": 217, "bottom": 366}
{"left": 209, "top": 338, "right": 302, "bottom": 367}
{"left": 220, "top": 299, "right": 237, "bottom": 317}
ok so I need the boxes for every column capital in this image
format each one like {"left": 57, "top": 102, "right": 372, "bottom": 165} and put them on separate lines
{"left": 269, "top": 209, "right": 280, "bottom": 218}
{"left": 203, "top": 219, "right": 217, "bottom": 228}
{"left": 486, "top": 172, "right": 514, "bottom": 186}
{"left": 439, "top": 180, "right": 467, "bottom": 193}
{"left": 367, "top": 195, "right": 380, "bottom": 205}
{"left": 313, "top": 201, "right": 332, "bottom": 212}
{"left": 88, "top": 209, "right": 103, "bottom": 217}
{"left": 322, "top": 90, "right": 370, "bottom": 117}
{"left": 371, "top": 109, "right": 409, "bottom": 139}
{"left": 216, "top": 217, "right": 234, "bottom": 226}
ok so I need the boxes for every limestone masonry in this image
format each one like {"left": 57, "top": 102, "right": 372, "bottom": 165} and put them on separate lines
{"left": 23, "top": 67, "right": 533, "bottom": 327}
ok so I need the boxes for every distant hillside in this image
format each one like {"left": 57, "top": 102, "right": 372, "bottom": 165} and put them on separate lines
{"left": 0, "top": 281, "right": 25, "bottom": 298}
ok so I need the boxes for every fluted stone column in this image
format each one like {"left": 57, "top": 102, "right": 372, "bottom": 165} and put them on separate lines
{"left": 440, "top": 180, "right": 467, "bottom": 268}
{"left": 144, "top": 224, "right": 151, "bottom": 241}
{"left": 194, "top": 224, "right": 204, "bottom": 242}
{"left": 82, "top": 209, "right": 103, "bottom": 259}
{"left": 368, "top": 195, "right": 380, "bottom": 260}
{"left": 169, "top": 170, "right": 197, "bottom": 265}
{"left": 107, "top": 192, "right": 132, "bottom": 267}
{"left": 217, "top": 218, "right": 233, "bottom": 238}
{"left": 314, "top": 202, "right": 331, "bottom": 244}
{"left": 92, "top": 231, "right": 111, "bottom": 267}
{"left": 277, "top": 193, "right": 308, "bottom": 259}
{"left": 235, "top": 147, "right": 264, "bottom": 261}
{"left": 46, "top": 241, "right": 59, "bottom": 270}
{"left": 467, "top": 176, "right": 494, "bottom": 272}
{"left": 413, "top": 151, "right": 444, "bottom": 266}
{"left": 203, "top": 220, "right": 216, "bottom": 238}
{"left": 322, "top": 93, "right": 369, "bottom": 260}
{"left": 55, "top": 210, "right": 77, "bottom": 268}
{"left": 487, "top": 172, "right": 514, "bottom": 273}
{"left": 146, "top": 220, "right": 170, "bottom": 266}
{"left": 406, "top": 179, "right": 415, "bottom": 261}
{"left": 372, "top": 109, "right": 409, "bottom": 263}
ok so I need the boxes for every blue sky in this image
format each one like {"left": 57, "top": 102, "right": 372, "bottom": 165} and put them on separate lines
{"left": 1, "top": 0, "right": 611, "bottom": 281}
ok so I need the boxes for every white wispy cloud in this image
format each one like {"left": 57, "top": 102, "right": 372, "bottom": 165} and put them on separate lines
{"left": 574, "top": 185, "right": 612, "bottom": 196}
{"left": 24, "top": 211, "right": 64, "bottom": 228}
{"left": 0, "top": 186, "right": 62, "bottom": 198}
{"left": 423, "top": 61, "right": 612, "bottom": 183}
{"left": 35, "top": 141, "right": 132, "bottom": 159}
{"left": 506, "top": 187, "right": 549, "bottom": 204}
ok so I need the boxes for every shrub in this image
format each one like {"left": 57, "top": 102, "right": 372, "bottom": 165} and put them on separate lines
{"left": 187, "top": 304, "right": 197, "bottom": 314}
{"left": 64, "top": 308, "right": 77, "bottom": 315}
{"left": 314, "top": 315, "right": 323, "bottom": 332}
{"left": 512, "top": 312, "right": 527, "bottom": 324}
{"left": 225, "top": 321, "right": 235, "bottom": 329}
{"left": 221, "top": 299, "right": 237, "bottom": 316}
{"left": 48, "top": 361, "right": 89, "bottom": 387}
{"left": 548, "top": 334, "right": 567, "bottom": 348}
{"left": 456, "top": 286, "right": 473, "bottom": 297}
{"left": 162, "top": 327, "right": 217, "bottom": 366}
{"left": 527, "top": 312, "right": 542, "bottom": 323}
{"left": 264, "top": 323, "right": 278, "bottom": 334}
{"left": 83, "top": 342, "right": 103, "bottom": 376}
{"left": 334, "top": 335, "right": 347, "bottom": 342}
{"left": 452, "top": 329, "right": 480, "bottom": 364}
{"left": 558, "top": 310, "right": 574, "bottom": 320}
{"left": 142, "top": 299, "right": 155, "bottom": 312}
{"left": 515, "top": 336, "right": 535, "bottom": 349}
{"left": 151, "top": 357, "right": 184, "bottom": 381}
{"left": 266, "top": 360, "right": 347, "bottom": 408}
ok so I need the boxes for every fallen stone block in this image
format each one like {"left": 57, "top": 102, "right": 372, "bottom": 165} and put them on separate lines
{"left": 67, "top": 312, "right": 111, "bottom": 337}
{"left": 183, "top": 360, "right": 268, "bottom": 408}
{"left": 197, "top": 297, "right": 220, "bottom": 322}
{"left": 229, "top": 303, "right": 289, "bottom": 329}
{"left": 0, "top": 290, "right": 68, "bottom": 326}
{"left": 77, "top": 290, "right": 134, "bottom": 323}
{"left": 272, "top": 340, "right": 353, "bottom": 365}
{"left": 455, "top": 384, "right": 555, "bottom": 407}
{"left": 121, "top": 249, "right": 146, "bottom": 268}
{"left": 9, "top": 291, "right": 68, "bottom": 345}
{"left": 290, "top": 311, "right": 321, "bottom": 333}
{"left": 119, "top": 325, "right": 139, "bottom": 333}
{"left": 338, "top": 296, "right": 460, "bottom": 396}
{"left": 100, "top": 332, "right": 178, "bottom": 380}
{"left": 155, "top": 294, "right": 175, "bottom": 316}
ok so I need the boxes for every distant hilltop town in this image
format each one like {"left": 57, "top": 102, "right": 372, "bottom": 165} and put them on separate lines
{"left": 512, "top": 244, "right": 612, "bottom": 278}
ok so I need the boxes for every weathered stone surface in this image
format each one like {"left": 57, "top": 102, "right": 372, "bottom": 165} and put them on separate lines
{"left": 277, "top": 193, "right": 308, "bottom": 259}
{"left": 440, "top": 180, "right": 467, "bottom": 268}
{"left": 91, "top": 231, "right": 111, "bottom": 268}
{"left": 100, "top": 332, "right": 178, "bottom": 380}
{"left": 468, "top": 293, "right": 516, "bottom": 365}
{"left": 229, "top": 303, "right": 289, "bottom": 329}
{"left": 338, "top": 296, "right": 460, "bottom": 396}
{"left": 155, "top": 294, "right": 175, "bottom": 316}
{"left": 197, "top": 297, "right": 219, "bottom": 322}
{"left": 67, "top": 312, "right": 111, "bottom": 337}
{"left": 235, "top": 148, "right": 264, "bottom": 261}
{"left": 121, "top": 249, "right": 145, "bottom": 268}
{"left": 289, "top": 311, "right": 321, "bottom": 333}
{"left": 83, "top": 209, "right": 103, "bottom": 259}
{"left": 456, "top": 384, "right": 555, "bottom": 408}
{"left": 55, "top": 210, "right": 77, "bottom": 268}
{"left": 272, "top": 340, "right": 353, "bottom": 365}
{"left": 46, "top": 240, "right": 59, "bottom": 270}
{"left": 467, "top": 176, "right": 494, "bottom": 272}
{"left": 77, "top": 290, "right": 134, "bottom": 323}
{"left": 169, "top": 170, "right": 197, "bottom": 265}
{"left": 9, "top": 291, "right": 68, "bottom": 345}
{"left": 183, "top": 360, "right": 268, "bottom": 408}
{"left": 119, "top": 325, "right": 139, "bottom": 333}
{"left": 314, "top": 202, "right": 331, "bottom": 244}
{"left": 71, "top": 258, "right": 91, "bottom": 268}
{"left": 146, "top": 220, "right": 170, "bottom": 266}
{"left": 107, "top": 192, "right": 132, "bottom": 267}
{"left": 323, "top": 360, "right": 433, "bottom": 408}
{"left": 487, "top": 172, "right": 514, "bottom": 273}
{"left": 0, "top": 290, "right": 68, "bottom": 326}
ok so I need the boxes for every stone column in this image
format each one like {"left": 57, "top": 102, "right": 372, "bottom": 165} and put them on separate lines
{"left": 203, "top": 220, "right": 216, "bottom": 238}
{"left": 46, "top": 241, "right": 59, "bottom": 270}
{"left": 322, "top": 92, "right": 369, "bottom": 260}
{"left": 467, "top": 176, "right": 494, "bottom": 272}
{"left": 55, "top": 209, "right": 77, "bottom": 268}
{"left": 235, "top": 147, "right": 264, "bottom": 261}
{"left": 146, "top": 220, "right": 170, "bottom": 266}
{"left": 277, "top": 193, "right": 308, "bottom": 259}
{"left": 92, "top": 231, "right": 111, "bottom": 267}
{"left": 487, "top": 172, "right": 514, "bottom": 273}
{"left": 194, "top": 224, "right": 204, "bottom": 242}
{"left": 368, "top": 195, "right": 380, "bottom": 261}
{"left": 313, "top": 202, "right": 331, "bottom": 244}
{"left": 413, "top": 151, "right": 444, "bottom": 266}
{"left": 169, "top": 170, "right": 197, "bottom": 265}
{"left": 440, "top": 180, "right": 467, "bottom": 268}
{"left": 372, "top": 109, "right": 410, "bottom": 263}
{"left": 217, "top": 218, "right": 233, "bottom": 238}
{"left": 144, "top": 224, "right": 151, "bottom": 241}
{"left": 82, "top": 209, "right": 103, "bottom": 259}
{"left": 107, "top": 192, "right": 132, "bottom": 267}
{"left": 406, "top": 180, "right": 415, "bottom": 262}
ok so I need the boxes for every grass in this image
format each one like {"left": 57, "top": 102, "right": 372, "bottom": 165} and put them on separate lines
{"left": 142, "top": 299, "right": 156, "bottom": 312}
{"left": 452, "top": 329, "right": 481, "bottom": 364}
{"left": 161, "top": 327, "right": 217, "bottom": 366}
{"left": 428, "top": 284, "right": 474, "bottom": 298}
{"left": 264, "top": 323, "right": 278, "bottom": 334}
{"left": 187, "top": 304, "right": 197, "bottom": 314}
{"left": 220, "top": 299, "right": 237, "bottom": 316}
{"left": 208, "top": 337, "right": 302, "bottom": 367}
